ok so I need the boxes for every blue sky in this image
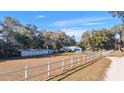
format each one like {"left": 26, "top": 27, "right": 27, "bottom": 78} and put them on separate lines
{"left": 0, "top": 11, "right": 122, "bottom": 42}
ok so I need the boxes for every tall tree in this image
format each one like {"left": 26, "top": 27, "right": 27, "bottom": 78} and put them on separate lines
{"left": 0, "top": 17, "right": 21, "bottom": 57}
{"left": 0, "top": 16, "right": 77, "bottom": 57}
{"left": 79, "top": 31, "right": 91, "bottom": 49}
{"left": 79, "top": 29, "right": 115, "bottom": 50}
{"left": 110, "top": 11, "right": 124, "bottom": 22}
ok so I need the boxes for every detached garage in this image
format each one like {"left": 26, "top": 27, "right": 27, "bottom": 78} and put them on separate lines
{"left": 18, "top": 49, "right": 53, "bottom": 57}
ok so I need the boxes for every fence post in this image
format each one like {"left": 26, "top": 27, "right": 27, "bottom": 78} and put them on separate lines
{"left": 92, "top": 53, "right": 94, "bottom": 60}
{"left": 78, "top": 56, "right": 80, "bottom": 65}
{"left": 93, "top": 53, "right": 95, "bottom": 60}
{"left": 48, "top": 62, "right": 50, "bottom": 77}
{"left": 89, "top": 54, "right": 90, "bottom": 62}
{"left": 92, "top": 53, "right": 93, "bottom": 60}
{"left": 91, "top": 54, "right": 92, "bottom": 61}
{"left": 61, "top": 58, "right": 64, "bottom": 71}
{"left": 24, "top": 66, "right": 28, "bottom": 81}
{"left": 85, "top": 56, "right": 86, "bottom": 63}
{"left": 94, "top": 53, "right": 96, "bottom": 59}
{"left": 71, "top": 56, "right": 73, "bottom": 67}
{"left": 110, "top": 50, "right": 112, "bottom": 56}
{"left": 100, "top": 51, "right": 102, "bottom": 57}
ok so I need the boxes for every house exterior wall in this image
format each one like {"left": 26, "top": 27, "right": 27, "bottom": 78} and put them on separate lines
{"left": 59, "top": 46, "right": 82, "bottom": 53}
{"left": 20, "top": 49, "right": 50, "bottom": 57}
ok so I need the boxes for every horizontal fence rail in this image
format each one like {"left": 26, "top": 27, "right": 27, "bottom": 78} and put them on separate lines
{"left": 0, "top": 51, "right": 113, "bottom": 81}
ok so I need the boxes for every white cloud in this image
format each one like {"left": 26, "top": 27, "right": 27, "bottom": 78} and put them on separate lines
{"left": 50, "top": 17, "right": 112, "bottom": 27}
{"left": 52, "top": 21, "right": 68, "bottom": 26}
{"left": 36, "top": 15, "right": 45, "bottom": 18}
{"left": 82, "top": 22, "right": 106, "bottom": 26}
{"left": 61, "top": 28, "right": 87, "bottom": 42}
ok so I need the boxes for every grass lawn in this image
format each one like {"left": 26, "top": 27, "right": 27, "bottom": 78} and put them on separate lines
{"left": 50, "top": 58, "right": 111, "bottom": 81}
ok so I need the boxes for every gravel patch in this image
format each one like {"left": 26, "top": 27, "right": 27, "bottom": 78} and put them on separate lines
{"left": 105, "top": 57, "right": 124, "bottom": 81}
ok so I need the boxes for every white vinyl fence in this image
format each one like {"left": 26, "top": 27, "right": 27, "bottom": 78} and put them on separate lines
{"left": 102, "top": 50, "right": 113, "bottom": 56}
{"left": 0, "top": 51, "right": 112, "bottom": 81}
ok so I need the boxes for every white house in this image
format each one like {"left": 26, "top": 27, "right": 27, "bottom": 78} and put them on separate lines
{"left": 59, "top": 46, "right": 82, "bottom": 53}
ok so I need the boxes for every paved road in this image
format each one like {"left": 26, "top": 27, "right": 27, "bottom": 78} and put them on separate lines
{"left": 105, "top": 57, "right": 124, "bottom": 81}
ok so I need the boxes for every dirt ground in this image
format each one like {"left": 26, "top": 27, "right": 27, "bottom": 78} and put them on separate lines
{"left": 61, "top": 58, "right": 111, "bottom": 81}
{"left": 0, "top": 54, "right": 88, "bottom": 81}
{"left": 111, "top": 50, "right": 124, "bottom": 57}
